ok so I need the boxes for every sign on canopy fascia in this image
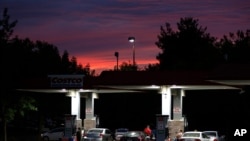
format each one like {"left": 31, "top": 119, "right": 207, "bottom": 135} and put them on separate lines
{"left": 48, "top": 75, "right": 85, "bottom": 88}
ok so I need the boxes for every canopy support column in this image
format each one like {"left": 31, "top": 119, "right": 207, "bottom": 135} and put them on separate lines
{"left": 84, "top": 92, "right": 98, "bottom": 130}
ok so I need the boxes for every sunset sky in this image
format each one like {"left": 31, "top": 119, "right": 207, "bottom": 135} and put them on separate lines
{"left": 1, "top": 0, "right": 249, "bottom": 74}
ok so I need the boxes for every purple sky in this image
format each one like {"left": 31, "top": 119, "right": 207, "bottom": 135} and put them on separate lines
{"left": 1, "top": 0, "right": 250, "bottom": 74}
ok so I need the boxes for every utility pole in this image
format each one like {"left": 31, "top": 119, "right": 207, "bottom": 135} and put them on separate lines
{"left": 128, "top": 36, "right": 135, "bottom": 66}
{"left": 114, "top": 52, "right": 119, "bottom": 71}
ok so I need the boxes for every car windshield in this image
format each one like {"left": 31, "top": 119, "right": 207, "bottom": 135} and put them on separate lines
{"left": 116, "top": 129, "right": 128, "bottom": 132}
{"left": 183, "top": 133, "right": 200, "bottom": 137}
{"left": 204, "top": 132, "right": 216, "bottom": 137}
{"left": 49, "top": 128, "right": 64, "bottom": 133}
{"left": 125, "top": 131, "right": 140, "bottom": 136}
{"left": 88, "top": 129, "right": 103, "bottom": 133}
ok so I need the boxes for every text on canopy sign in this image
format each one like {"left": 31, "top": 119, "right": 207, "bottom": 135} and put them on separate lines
{"left": 48, "top": 75, "right": 85, "bottom": 88}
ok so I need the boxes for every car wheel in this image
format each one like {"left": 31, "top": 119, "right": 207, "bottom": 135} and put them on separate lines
{"left": 43, "top": 136, "right": 49, "bottom": 141}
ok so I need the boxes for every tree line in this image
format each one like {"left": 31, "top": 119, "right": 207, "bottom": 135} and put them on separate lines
{"left": 1, "top": 10, "right": 93, "bottom": 78}
{"left": 0, "top": 8, "right": 93, "bottom": 141}
{"left": 147, "top": 17, "right": 250, "bottom": 71}
{"left": 119, "top": 17, "right": 250, "bottom": 71}
{"left": 1, "top": 8, "right": 250, "bottom": 74}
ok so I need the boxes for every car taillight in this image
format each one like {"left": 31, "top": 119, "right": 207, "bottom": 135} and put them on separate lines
{"left": 213, "top": 139, "right": 218, "bottom": 141}
{"left": 194, "top": 139, "right": 201, "bottom": 141}
{"left": 100, "top": 133, "right": 104, "bottom": 137}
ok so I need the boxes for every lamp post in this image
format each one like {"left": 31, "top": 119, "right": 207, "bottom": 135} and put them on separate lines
{"left": 128, "top": 36, "right": 135, "bottom": 66}
{"left": 114, "top": 51, "right": 119, "bottom": 71}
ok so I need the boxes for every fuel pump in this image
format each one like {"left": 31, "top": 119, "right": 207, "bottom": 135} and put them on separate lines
{"left": 156, "top": 115, "right": 169, "bottom": 141}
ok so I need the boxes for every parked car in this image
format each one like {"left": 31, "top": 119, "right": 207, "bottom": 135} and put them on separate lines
{"left": 203, "top": 131, "right": 219, "bottom": 141}
{"left": 83, "top": 128, "right": 113, "bottom": 141}
{"left": 115, "top": 128, "right": 129, "bottom": 141}
{"left": 179, "top": 131, "right": 211, "bottom": 141}
{"left": 120, "top": 131, "right": 146, "bottom": 141}
{"left": 41, "top": 127, "right": 64, "bottom": 141}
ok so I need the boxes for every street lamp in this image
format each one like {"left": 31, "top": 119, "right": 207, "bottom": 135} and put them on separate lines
{"left": 114, "top": 52, "right": 119, "bottom": 71}
{"left": 128, "top": 36, "right": 135, "bottom": 66}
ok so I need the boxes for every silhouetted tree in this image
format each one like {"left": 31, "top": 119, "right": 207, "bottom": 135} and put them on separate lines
{"left": 34, "top": 40, "right": 62, "bottom": 76}
{"left": 61, "top": 50, "right": 71, "bottom": 73}
{"left": 5, "top": 37, "right": 65, "bottom": 78}
{"left": 0, "top": 8, "right": 17, "bottom": 44}
{"left": 119, "top": 61, "right": 138, "bottom": 71}
{"left": 82, "top": 63, "right": 96, "bottom": 76}
{"left": 218, "top": 29, "right": 250, "bottom": 63}
{"left": 69, "top": 56, "right": 78, "bottom": 73}
{"left": 144, "top": 63, "right": 160, "bottom": 71}
{"left": 0, "top": 8, "right": 37, "bottom": 141}
{"left": 61, "top": 50, "right": 94, "bottom": 75}
{"left": 155, "top": 17, "right": 223, "bottom": 70}
{"left": 1, "top": 8, "right": 94, "bottom": 141}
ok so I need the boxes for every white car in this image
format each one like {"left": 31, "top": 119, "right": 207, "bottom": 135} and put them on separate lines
{"left": 203, "top": 131, "right": 219, "bottom": 141}
{"left": 179, "top": 131, "right": 211, "bottom": 141}
{"left": 115, "top": 128, "right": 129, "bottom": 141}
{"left": 41, "top": 127, "right": 64, "bottom": 141}
{"left": 83, "top": 128, "right": 113, "bottom": 141}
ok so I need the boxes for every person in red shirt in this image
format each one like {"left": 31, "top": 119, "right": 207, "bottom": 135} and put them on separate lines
{"left": 144, "top": 125, "right": 152, "bottom": 136}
